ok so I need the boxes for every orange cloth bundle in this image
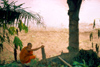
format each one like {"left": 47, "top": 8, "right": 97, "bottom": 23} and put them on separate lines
{"left": 19, "top": 46, "right": 36, "bottom": 64}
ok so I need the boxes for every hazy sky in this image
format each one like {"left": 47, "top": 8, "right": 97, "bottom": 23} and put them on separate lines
{"left": 2, "top": 0, "right": 100, "bottom": 28}
{"left": 80, "top": 0, "right": 100, "bottom": 23}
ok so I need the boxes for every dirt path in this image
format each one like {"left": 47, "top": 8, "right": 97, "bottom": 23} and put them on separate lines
{"left": 0, "top": 28, "right": 100, "bottom": 64}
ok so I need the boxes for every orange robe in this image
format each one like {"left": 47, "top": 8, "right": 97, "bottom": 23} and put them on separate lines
{"left": 19, "top": 46, "right": 36, "bottom": 64}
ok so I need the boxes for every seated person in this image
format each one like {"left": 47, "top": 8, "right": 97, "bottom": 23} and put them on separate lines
{"left": 19, "top": 43, "right": 44, "bottom": 64}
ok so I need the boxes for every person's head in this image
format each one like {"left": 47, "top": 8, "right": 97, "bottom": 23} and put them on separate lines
{"left": 27, "top": 43, "right": 32, "bottom": 49}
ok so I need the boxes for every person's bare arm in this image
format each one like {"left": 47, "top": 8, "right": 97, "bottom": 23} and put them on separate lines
{"left": 27, "top": 45, "right": 44, "bottom": 51}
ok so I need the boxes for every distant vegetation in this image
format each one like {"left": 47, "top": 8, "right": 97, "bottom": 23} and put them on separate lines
{"left": 90, "top": 19, "right": 100, "bottom": 54}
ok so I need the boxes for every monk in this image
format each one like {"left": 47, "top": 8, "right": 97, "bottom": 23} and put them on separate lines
{"left": 19, "top": 43, "right": 44, "bottom": 64}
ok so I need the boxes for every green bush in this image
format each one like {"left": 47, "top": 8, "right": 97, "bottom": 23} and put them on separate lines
{"left": 74, "top": 49, "right": 100, "bottom": 67}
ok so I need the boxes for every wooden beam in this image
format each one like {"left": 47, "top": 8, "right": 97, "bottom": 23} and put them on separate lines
{"left": 41, "top": 47, "right": 46, "bottom": 60}
{"left": 58, "top": 56, "right": 72, "bottom": 67}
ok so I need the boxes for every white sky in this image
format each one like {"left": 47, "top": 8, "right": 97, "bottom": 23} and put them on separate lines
{"left": 1, "top": 0, "right": 100, "bottom": 28}
{"left": 80, "top": 0, "right": 100, "bottom": 23}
